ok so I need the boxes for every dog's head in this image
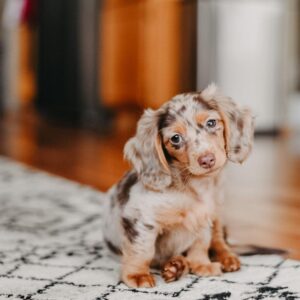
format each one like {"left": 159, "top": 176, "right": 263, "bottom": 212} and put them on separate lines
{"left": 124, "top": 84, "right": 254, "bottom": 191}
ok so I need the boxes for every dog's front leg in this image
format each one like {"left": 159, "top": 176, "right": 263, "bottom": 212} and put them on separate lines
{"left": 210, "top": 218, "right": 241, "bottom": 272}
{"left": 187, "top": 238, "right": 222, "bottom": 276}
{"left": 121, "top": 220, "right": 157, "bottom": 288}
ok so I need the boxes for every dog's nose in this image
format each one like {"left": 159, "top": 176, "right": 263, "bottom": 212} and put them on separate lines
{"left": 198, "top": 153, "right": 216, "bottom": 169}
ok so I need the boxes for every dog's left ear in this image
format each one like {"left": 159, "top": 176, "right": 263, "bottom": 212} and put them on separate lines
{"left": 201, "top": 84, "right": 254, "bottom": 163}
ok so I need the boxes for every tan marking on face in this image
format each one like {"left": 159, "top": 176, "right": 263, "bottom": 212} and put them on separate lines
{"left": 195, "top": 112, "right": 210, "bottom": 125}
{"left": 164, "top": 140, "right": 189, "bottom": 165}
{"left": 162, "top": 120, "right": 189, "bottom": 165}
{"left": 172, "top": 121, "right": 187, "bottom": 136}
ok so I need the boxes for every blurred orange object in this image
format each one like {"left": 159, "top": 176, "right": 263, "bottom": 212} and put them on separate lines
{"left": 18, "top": 0, "right": 37, "bottom": 106}
{"left": 100, "top": 0, "right": 182, "bottom": 109}
{"left": 18, "top": 22, "right": 36, "bottom": 106}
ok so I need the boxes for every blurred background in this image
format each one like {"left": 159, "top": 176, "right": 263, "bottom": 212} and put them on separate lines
{"left": 2, "top": 0, "right": 300, "bottom": 129}
{"left": 0, "top": 0, "right": 300, "bottom": 257}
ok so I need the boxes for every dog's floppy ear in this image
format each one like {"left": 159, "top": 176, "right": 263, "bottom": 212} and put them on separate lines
{"left": 201, "top": 84, "right": 254, "bottom": 163}
{"left": 124, "top": 108, "right": 172, "bottom": 191}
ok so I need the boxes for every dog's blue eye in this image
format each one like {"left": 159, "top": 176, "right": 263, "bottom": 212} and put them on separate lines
{"left": 170, "top": 134, "right": 182, "bottom": 145}
{"left": 206, "top": 119, "right": 217, "bottom": 128}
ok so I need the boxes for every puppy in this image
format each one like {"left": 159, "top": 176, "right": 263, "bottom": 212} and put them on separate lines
{"left": 103, "top": 84, "right": 254, "bottom": 288}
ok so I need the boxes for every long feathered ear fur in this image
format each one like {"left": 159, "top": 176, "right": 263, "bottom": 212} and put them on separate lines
{"left": 201, "top": 83, "right": 255, "bottom": 163}
{"left": 124, "top": 108, "right": 172, "bottom": 191}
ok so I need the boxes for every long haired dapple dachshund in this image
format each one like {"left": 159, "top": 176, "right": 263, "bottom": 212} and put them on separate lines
{"left": 103, "top": 84, "right": 254, "bottom": 288}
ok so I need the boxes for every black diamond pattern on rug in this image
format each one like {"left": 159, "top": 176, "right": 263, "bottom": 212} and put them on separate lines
{"left": 0, "top": 157, "right": 299, "bottom": 300}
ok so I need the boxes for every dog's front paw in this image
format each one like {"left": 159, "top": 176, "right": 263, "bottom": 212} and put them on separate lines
{"left": 123, "top": 273, "right": 156, "bottom": 288}
{"left": 162, "top": 256, "right": 188, "bottom": 283}
{"left": 190, "top": 262, "right": 222, "bottom": 277}
{"left": 218, "top": 252, "right": 241, "bottom": 272}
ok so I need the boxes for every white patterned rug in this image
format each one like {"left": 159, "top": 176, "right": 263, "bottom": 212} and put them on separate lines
{"left": 0, "top": 158, "right": 300, "bottom": 300}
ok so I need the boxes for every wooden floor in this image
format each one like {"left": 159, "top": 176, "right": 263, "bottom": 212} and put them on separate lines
{"left": 0, "top": 109, "right": 300, "bottom": 259}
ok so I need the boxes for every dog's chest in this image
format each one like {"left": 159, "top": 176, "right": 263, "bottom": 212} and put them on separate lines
{"left": 156, "top": 183, "right": 216, "bottom": 233}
